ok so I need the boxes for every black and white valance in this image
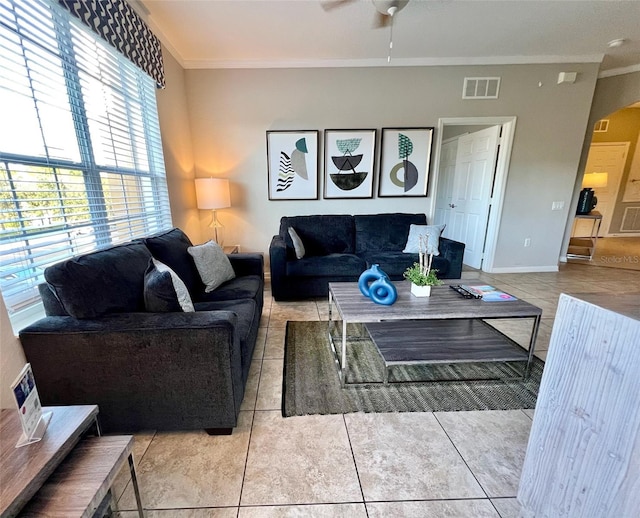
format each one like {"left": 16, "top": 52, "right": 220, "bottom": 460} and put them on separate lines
{"left": 58, "top": 0, "right": 165, "bottom": 88}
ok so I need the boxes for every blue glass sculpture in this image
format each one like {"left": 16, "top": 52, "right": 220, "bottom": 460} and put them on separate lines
{"left": 358, "top": 264, "right": 397, "bottom": 305}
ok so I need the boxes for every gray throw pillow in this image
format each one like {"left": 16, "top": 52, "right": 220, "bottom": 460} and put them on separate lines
{"left": 288, "top": 227, "right": 305, "bottom": 259}
{"left": 187, "top": 240, "right": 236, "bottom": 292}
{"left": 145, "top": 258, "right": 195, "bottom": 312}
{"left": 402, "top": 224, "right": 446, "bottom": 256}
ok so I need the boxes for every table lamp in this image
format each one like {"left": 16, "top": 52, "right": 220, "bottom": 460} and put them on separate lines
{"left": 582, "top": 172, "right": 608, "bottom": 189}
{"left": 195, "top": 178, "right": 231, "bottom": 244}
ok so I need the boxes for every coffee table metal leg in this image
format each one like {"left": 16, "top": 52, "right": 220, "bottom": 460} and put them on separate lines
{"left": 128, "top": 453, "right": 144, "bottom": 517}
{"left": 525, "top": 315, "right": 541, "bottom": 379}
{"left": 341, "top": 319, "right": 348, "bottom": 387}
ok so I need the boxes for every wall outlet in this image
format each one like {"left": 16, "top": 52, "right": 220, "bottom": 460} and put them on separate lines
{"left": 552, "top": 201, "right": 565, "bottom": 211}
{"left": 524, "top": 238, "right": 531, "bottom": 247}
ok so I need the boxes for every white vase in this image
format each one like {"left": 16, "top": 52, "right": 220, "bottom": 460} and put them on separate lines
{"left": 411, "top": 283, "right": 432, "bottom": 297}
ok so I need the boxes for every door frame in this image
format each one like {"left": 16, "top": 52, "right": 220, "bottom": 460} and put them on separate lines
{"left": 584, "top": 141, "right": 629, "bottom": 237}
{"left": 428, "top": 116, "right": 517, "bottom": 272}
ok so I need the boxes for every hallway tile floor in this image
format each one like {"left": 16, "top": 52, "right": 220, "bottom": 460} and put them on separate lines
{"left": 115, "top": 263, "right": 639, "bottom": 517}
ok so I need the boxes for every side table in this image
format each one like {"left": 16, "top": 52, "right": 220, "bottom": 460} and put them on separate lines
{"left": 1, "top": 405, "right": 99, "bottom": 517}
{"left": 567, "top": 211, "right": 602, "bottom": 260}
{"left": 0, "top": 405, "right": 143, "bottom": 517}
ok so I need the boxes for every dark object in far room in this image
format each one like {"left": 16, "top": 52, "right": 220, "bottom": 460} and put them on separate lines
{"left": 576, "top": 187, "right": 598, "bottom": 215}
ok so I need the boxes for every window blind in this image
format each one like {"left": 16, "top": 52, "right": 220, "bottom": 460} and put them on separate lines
{"left": 0, "top": 0, "right": 172, "bottom": 331}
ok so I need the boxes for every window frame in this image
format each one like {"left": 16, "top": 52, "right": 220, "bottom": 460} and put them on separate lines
{"left": 0, "top": 0, "right": 172, "bottom": 332}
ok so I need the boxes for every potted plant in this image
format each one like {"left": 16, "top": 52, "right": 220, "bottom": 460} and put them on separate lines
{"left": 403, "top": 234, "right": 443, "bottom": 297}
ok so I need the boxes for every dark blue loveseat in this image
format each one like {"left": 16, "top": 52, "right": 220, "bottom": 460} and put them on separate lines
{"left": 269, "top": 213, "right": 465, "bottom": 300}
{"left": 19, "top": 228, "right": 263, "bottom": 434}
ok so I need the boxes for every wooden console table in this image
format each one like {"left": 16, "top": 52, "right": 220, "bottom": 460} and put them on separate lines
{"left": 0, "top": 405, "right": 143, "bottom": 517}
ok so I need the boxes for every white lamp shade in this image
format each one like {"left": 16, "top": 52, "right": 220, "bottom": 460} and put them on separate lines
{"left": 195, "top": 178, "right": 231, "bottom": 209}
{"left": 582, "top": 172, "right": 608, "bottom": 189}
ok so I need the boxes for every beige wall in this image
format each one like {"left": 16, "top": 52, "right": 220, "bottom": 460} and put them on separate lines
{"left": 0, "top": 296, "right": 26, "bottom": 408}
{"left": 183, "top": 64, "right": 599, "bottom": 269}
{"left": 156, "top": 46, "right": 201, "bottom": 244}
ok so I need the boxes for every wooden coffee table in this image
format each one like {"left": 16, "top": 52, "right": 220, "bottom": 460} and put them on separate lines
{"left": 328, "top": 282, "right": 542, "bottom": 386}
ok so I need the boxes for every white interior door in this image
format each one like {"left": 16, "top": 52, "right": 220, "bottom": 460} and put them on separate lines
{"left": 448, "top": 126, "right": 501, "bottom": 269}
{"left": 575, "top": 142, "right": 629, "bottom": 236}
{"left": 433, "top": 139, "right": 457, "bottom": 232}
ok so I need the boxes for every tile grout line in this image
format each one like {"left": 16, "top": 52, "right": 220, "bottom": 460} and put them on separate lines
{"left": 236, "top": 308, "right": 271, "bottom": 515}
{"left": 341, "top": 413, "right": 370, "bottom": 518}
{"left": 431, "top": 412, "right": 493, "bottom": 503}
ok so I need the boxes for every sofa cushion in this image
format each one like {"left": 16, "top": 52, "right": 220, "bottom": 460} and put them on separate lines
{"left": 403, "top": 224, "right": 446, "bottom": 255}
{"left": 359, "top": 251, "right": 450, "bottom": 279}
{"left": 198, "top": 275, "right": 263, "bottom": 303}
{"left": 144, "top": 259, "right": 195, "bottom": 312}
{"left": 286, "top": 253, "right": 365, "bottom": 278}
{"left": 44, "top": 242, "right": 152, "bottom": 319}
{"left": 144, "top": 228, "right": 202, "bottom": 297}
{"left": 355, "top": 213, "right": 427, "bottom": 254}
{"left": 187, "top": 241, "right": 236, "bottom": 293}
{"left": 280, "top": 215, "right": 355, "bottom": 256}
{"left": 193, "top": 298, "right": 259, "bottom": 378}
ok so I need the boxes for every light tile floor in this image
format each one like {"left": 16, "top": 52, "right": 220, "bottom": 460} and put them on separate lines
{"left": 115, "top": 263, "right": 639, "bottom": 517}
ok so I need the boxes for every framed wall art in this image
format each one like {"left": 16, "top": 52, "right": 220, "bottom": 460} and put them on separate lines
{"left": 267, "top": 130, "right": 319, "bottom": 200}
{"left": 378, "top": 127, "right": 434, "bottom": 197}
{"left": 324, "top": 129, "right": 376, "bottom": 199}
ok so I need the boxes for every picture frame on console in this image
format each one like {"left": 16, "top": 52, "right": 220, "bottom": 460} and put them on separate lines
{"left": 378, "top": 127, "right": 434, "bottom": 197}
{"left": 324, "top": 129, "right": 376, "bottom": 199}
{"left": 266, "top": 130, "right": 319, "bottom": 200}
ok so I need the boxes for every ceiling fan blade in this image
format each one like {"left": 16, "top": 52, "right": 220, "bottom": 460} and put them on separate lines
{"left": 320, "top": 0, "right": 355, "bottom": 11}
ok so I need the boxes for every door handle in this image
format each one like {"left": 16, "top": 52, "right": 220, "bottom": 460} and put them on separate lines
{"left": 449, "top": 203, "right": 456, "bottom": 208}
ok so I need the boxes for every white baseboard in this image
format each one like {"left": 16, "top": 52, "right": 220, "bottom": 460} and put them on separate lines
{"left": 486, "top": 265, "right": 559, "bottom": 274}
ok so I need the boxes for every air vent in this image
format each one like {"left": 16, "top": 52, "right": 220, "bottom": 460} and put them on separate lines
{"left": 594, "top": 119, "right": 609, "bottom": 132}
{"left": 462, "top": 77, "right": 500, "bottom": 99}
{"left": 621, "top": 207, "right": 640, "bottom": 232}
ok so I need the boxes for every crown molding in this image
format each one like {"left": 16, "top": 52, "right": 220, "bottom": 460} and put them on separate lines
{"left": 181, "top": 54, "right": 604, "bottom": 70}
{"left": 599, "top": 63, "right": 640, "bottom": 79}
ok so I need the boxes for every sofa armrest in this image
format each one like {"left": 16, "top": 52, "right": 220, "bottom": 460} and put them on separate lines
{"left": 269, "top": 235, "right": 287, "bottom": 299}
{"left": 228, "top": 253, "right": 264, "bottom": 279}
{"left": 19, "top": 311, "right": 244, "bottom": 432}
{"left": 439, "top": 237, "right": 465, "bottom": 279}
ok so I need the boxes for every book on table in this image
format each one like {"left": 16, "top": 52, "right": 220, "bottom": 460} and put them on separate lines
{"left": 459, "top": 285, "right": 517, "bottom": 302}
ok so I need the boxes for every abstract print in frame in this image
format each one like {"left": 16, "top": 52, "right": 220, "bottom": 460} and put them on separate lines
{"left": 378, "top": 127, "right": 434, "bottom": 197}
{"left": 267, "top": 130, "right": 319, "bottom": 200}
{"left": 324, "top": 129, "right": 376, "bottom": 199}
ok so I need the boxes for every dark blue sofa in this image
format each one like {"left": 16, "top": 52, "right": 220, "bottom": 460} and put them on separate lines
{"left": 269, "top": 213, "right": 465, "bottom": 300}
{"left": 19, "top": 228, "right": 263, "bottom": 434}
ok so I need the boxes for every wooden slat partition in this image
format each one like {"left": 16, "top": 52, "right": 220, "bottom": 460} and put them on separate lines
{"left": 518, "top": 293, "right": 640, "bottom": 517}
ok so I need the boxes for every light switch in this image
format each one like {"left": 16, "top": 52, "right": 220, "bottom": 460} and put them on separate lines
{"left": 552, "top": 201, "right": 565, "bottom": 211}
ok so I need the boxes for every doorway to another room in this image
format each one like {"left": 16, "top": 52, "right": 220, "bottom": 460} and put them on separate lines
{"left": 567, "top": 102, "right": 640, "bottom": 271}
{"left": 431, "top": 117, "right": 517, "bottom": 273}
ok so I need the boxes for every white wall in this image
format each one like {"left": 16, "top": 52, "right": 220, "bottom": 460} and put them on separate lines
{"left": 183, "top": 64, "right": 599, "bottom": 269}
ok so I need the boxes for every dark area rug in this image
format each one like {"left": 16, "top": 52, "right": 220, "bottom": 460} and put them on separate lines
{"left": 282, "top": 320, "right": 544, "bottom": 417}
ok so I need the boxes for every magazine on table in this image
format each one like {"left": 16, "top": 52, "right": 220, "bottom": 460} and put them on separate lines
{"left": 459, "top": 285, "right": 517, "bottom": 302}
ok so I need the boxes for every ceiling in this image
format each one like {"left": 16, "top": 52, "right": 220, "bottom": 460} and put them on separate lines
{"left": 138, "top": 0, "right": 640, "bottom": 75}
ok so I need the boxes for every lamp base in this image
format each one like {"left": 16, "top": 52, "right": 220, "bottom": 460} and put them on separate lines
{"left": 209, "top": 210, "right": 224, "bottom": 245}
